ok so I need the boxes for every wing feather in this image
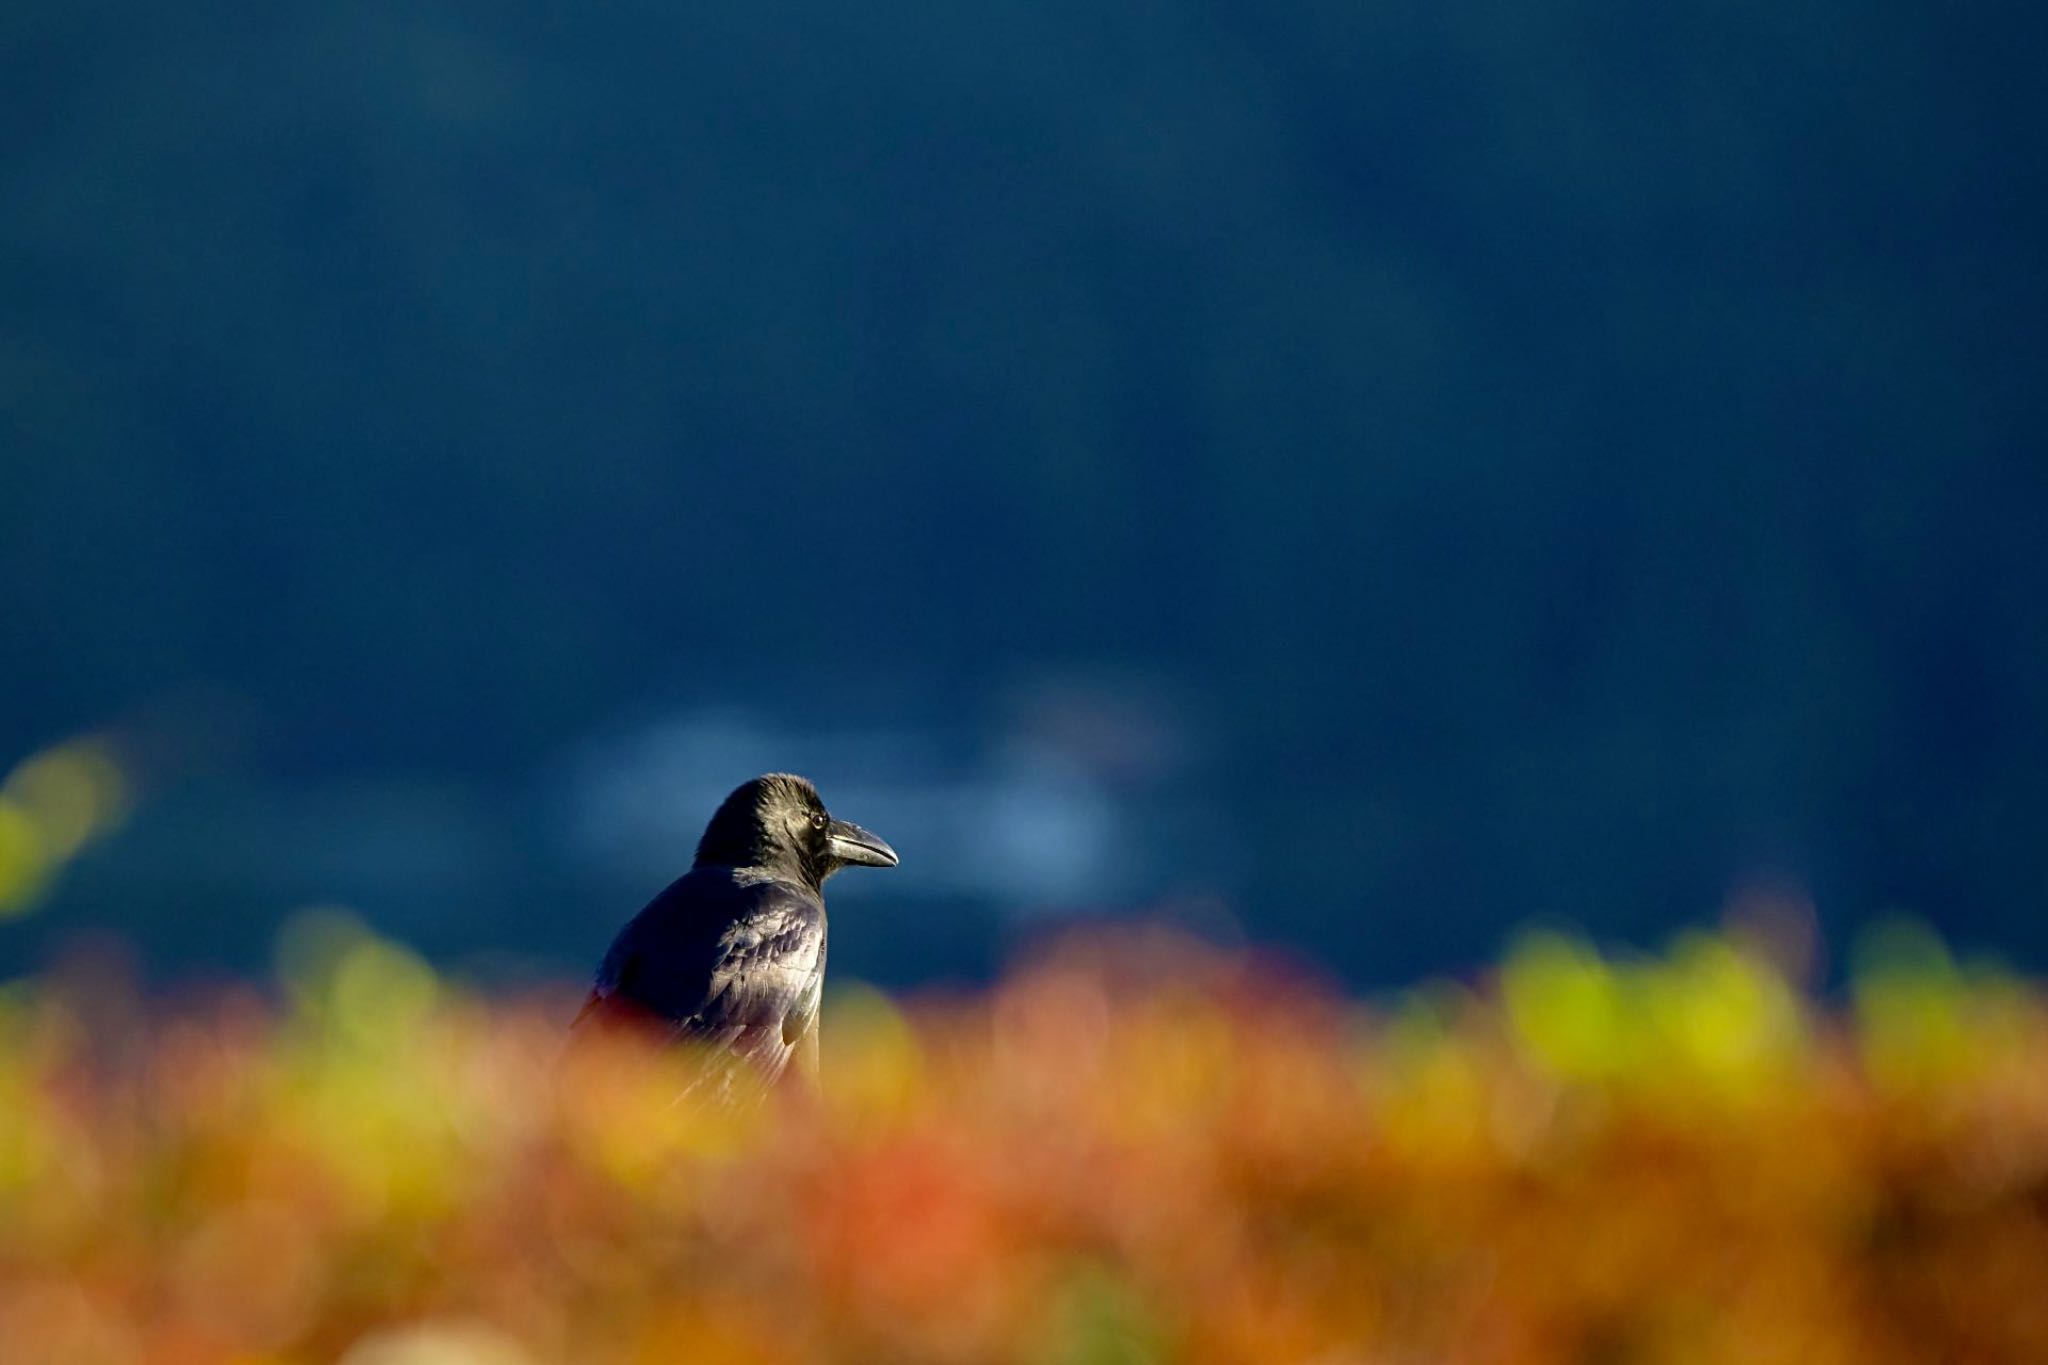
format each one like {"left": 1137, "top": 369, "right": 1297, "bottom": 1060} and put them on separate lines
{"left": 576, "top": 871, "right": 827, "bottom": 1102}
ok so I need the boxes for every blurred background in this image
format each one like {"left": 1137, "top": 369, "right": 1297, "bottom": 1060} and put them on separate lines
{"left": 2, "top": 0, "right": 2042, "bottom": 992}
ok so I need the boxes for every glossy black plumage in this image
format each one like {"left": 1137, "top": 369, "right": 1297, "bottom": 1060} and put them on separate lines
{"left": 574, "top": 774, "right": 897, "bottom": 1101}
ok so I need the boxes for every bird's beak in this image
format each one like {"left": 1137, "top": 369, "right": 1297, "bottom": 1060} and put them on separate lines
{"left": 826, "top": 818, "right": 898, "bottom": 868}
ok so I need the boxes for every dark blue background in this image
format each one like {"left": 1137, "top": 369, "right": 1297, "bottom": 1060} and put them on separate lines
{"left": 4, "top": 1, "right": 2043, "bottom": 987}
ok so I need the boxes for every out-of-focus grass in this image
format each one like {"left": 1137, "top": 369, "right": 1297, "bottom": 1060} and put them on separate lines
{"left": 2, "top": 917, "right": 2046, "bottom": 1364}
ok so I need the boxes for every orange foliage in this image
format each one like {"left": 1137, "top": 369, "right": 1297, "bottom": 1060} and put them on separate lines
{"left": 2, "top": 921, "right": 2045, "bottom": 1363}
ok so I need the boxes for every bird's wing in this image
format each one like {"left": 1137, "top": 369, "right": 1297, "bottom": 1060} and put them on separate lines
{"left": 577, "top": 873, "right": 826, "bottom": 1100}
{"left": 679, "top": 891, "right": 825, "bottom": 1092}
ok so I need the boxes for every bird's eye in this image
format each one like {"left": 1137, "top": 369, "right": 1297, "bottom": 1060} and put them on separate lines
{"left": 811, "top": 811, "right": 828, "bottom": 830}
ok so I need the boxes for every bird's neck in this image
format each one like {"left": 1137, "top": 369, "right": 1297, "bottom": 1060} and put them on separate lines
{"left": 700, "top": 849, "right": 825, "bottom": 894}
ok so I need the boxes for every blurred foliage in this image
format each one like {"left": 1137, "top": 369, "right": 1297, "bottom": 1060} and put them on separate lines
{"left": 3, "top": 919, "right": 2046, "bottom": 1362}
{"left": 0, "top": 735, "right": 128, "bottom": 920}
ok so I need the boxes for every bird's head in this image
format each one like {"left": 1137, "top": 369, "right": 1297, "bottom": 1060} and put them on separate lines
{"left": 693, "top": 773, "right": 899, "bottom": 890}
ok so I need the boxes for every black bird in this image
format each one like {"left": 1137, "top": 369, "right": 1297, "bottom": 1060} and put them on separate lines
{"left": 573, "top": 773, "right": 898, "bottom": 1101}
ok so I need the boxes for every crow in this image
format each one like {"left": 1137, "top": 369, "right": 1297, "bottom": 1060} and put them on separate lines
{"left": 572, "top": 773, "right": 897, "bottom": 1102}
